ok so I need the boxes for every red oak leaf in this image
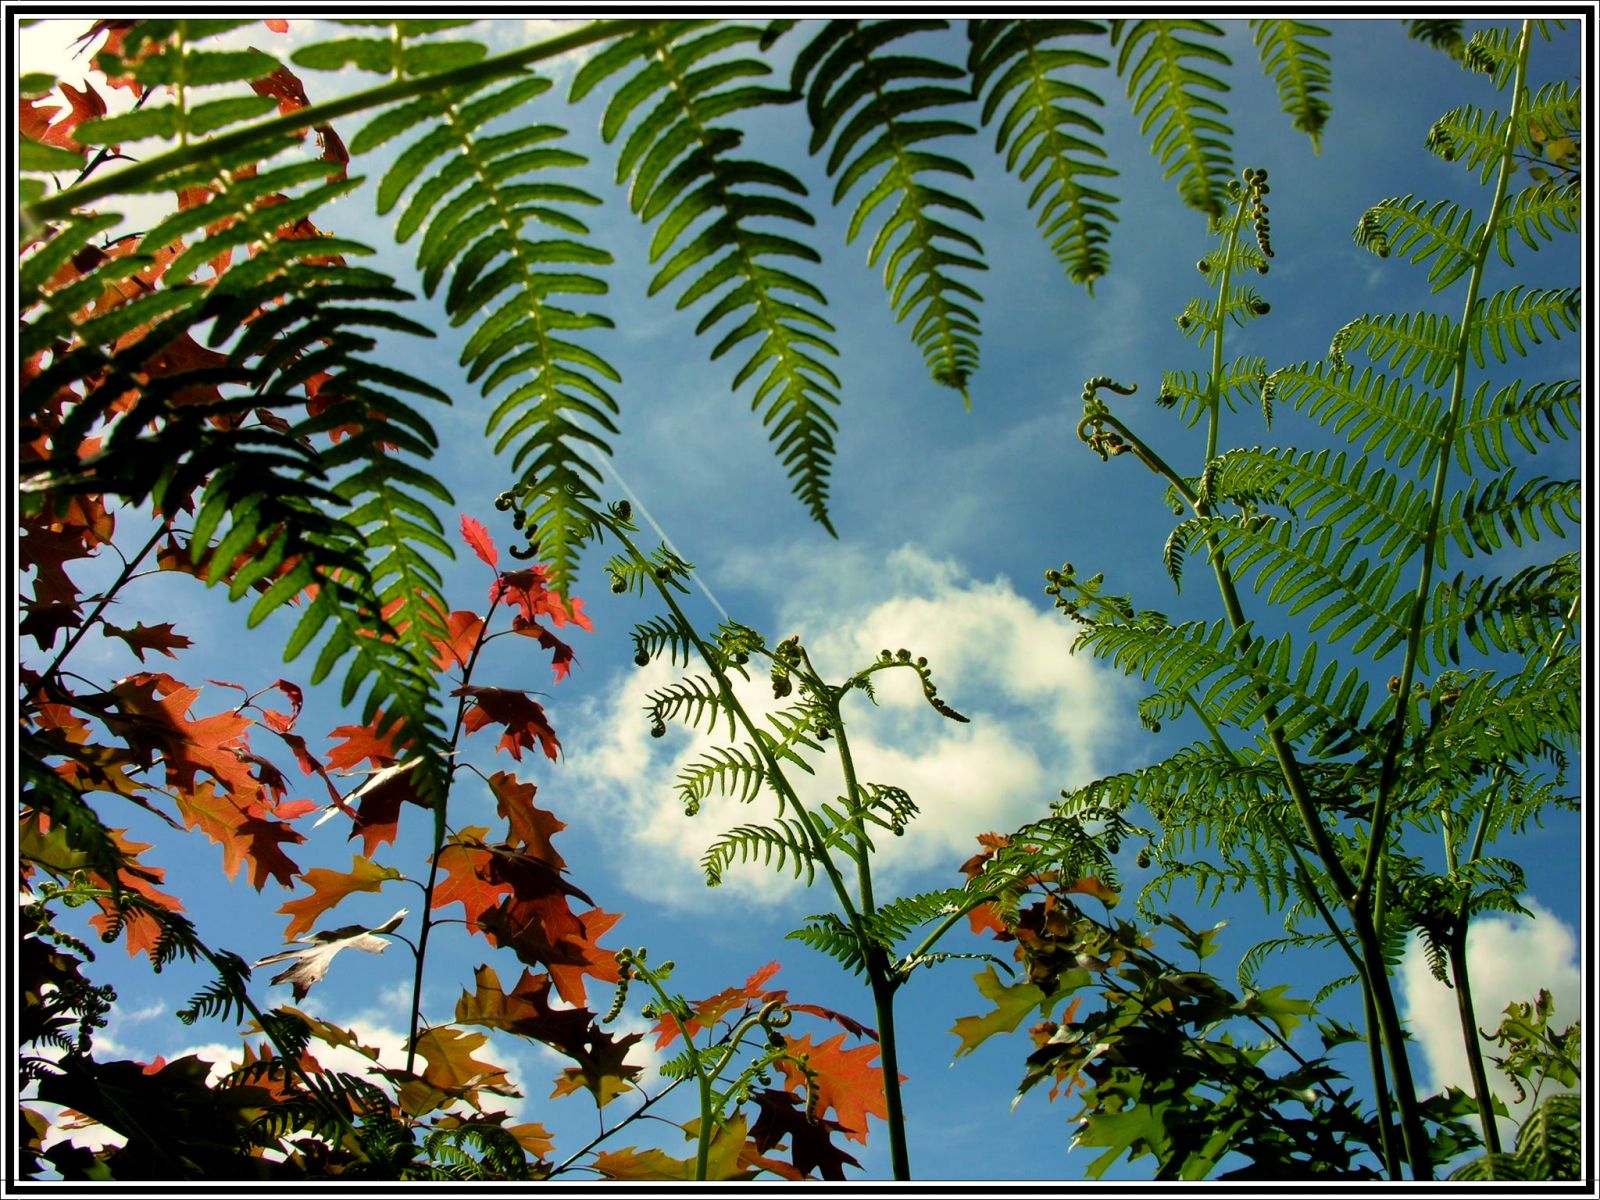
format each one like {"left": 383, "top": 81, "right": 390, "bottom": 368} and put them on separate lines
{"left": 773, "top": 1034, "right": 893, "bottom": 1145}
{"left": 277, "top": 855, "right": 404, "bottom": 940}
{"left": 453, "top": 686, "right": 560, "bottom": 762}
{"left": 345, "top": 764, "right": 422, "bottom": 857}
{"left": 511, "top": 616, "right": 577, "bottom": 683}
{"left": 248, "top": 64, "right": 309, "bottom": 116}
{"left": 461, "top": 514, "right": 498, "bottom": 568}
{"left": 325, "top": 717, "right": 400, "bottom": 773}
{"left": 492, "top": 567, "right": 593, "bottom": 631}
{"left": 255, "top": 679, "right": 304, "bottom": 734}
{"left": 100, "top": 620, "right": 191, "bottom": 662}
{"left": 487, "top": 771, "right": 566, "bottom": 867}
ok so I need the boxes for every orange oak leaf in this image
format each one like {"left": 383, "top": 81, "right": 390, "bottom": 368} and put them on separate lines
{"left": 432, "top": 609, "right": 485, "bottom": 671}
{"left": 277, "top": 855, "right": 405, "bottom": 940}
{"left": 487, "top": 771, "right": 565, "bottom": 866}
{"left": 652, "top": 961, "right": 784, "bottom": 1050}
{"left": 325, "top": 716, "right": 400, "bottom": 772}
{"left": 461, "top": 514, "right": 498, "bottom": 568}
{"left": 453, "top": 686, "right": 559, "bottom": 762}
{"left": 99, "top": 620, "right": 191, "bottom": 662}
{"left": 456, "top": 964, "right": 639, "bottom": 1105}
{"left": 177, "top": 781, "right": 304, "bottom": 889}
{"left": 774, "top": 1033, "right": 893, "bottom": 1145}
{"left": 410, "top": 1025, "right": 517, "bottom": 1100}
{"left": 103, "top": 673, "right": 259, "bottom": 800}
{"left": 476, "top": 895, "right": 618, "bottom": 1008}
{"left": 83, "top": 828, "right": 185, "bottom": 960}
{"left": 431, "top": 830, "right": 515, "bottom": 926}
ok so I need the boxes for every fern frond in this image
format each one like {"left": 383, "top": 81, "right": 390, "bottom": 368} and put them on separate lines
{"left": 702, "top": 818, "right": 818, "bottom": 887}
{"left": 1436, "top": 472, "right": 1579, "bottom": 563}
{"left": 631, "top": 614, "right": 693, "bottom": 668}
{"left": 572, "top": 22, "right": 841, "bottom": 532}
{"left": 1419, "top": 553, "right": 1578, "bottom": 665}
{"left": 796, "top": 19, "right": 986, "bottom": 396}
{"left": 1466, "top": 286, "right": 1580, "bottom": 368}
{"left": 1453, "top": 377, "right": 1579, "bottom": 474}
{"left": 967, "top": 19, "right": 1114, "bottom": 290}
{"left": 1269, "top": 364, "right": 1448, "bottom": 474}
{"left": 1210, "top": 448, "right": 1433, "bottom": 559}
{"left": 1404, "top": 20, "right": 1464, "bottom": 61}
{"left": 1112, "top": 20, "right": 1234, "bottom": 218}
{"left": 363, "top": 63, "right": 619, "bottom": 595}
{"left": 1354, "top": 194, "right": 1478, "bottom": 293}
{"left": 787, "top": 912, "right": 868, "bottom": 974}
{"left": 1250, "top": 20, "right": 1332, "bottom": 150}
{"left": 1493, "top": 179, "right": 1580, "bottom": 267}
{"left": 676, "top": 742, "right": 769, "bottom": 811}
{"left": 1452, "top": 1093, "right": 1582, "bottom": 1181}
{"left": 1461, "top": 25, "right": 1523, "bottom": 90}
{"left": 647, "top": 674, "right": 734, "bottom": 738}
{"left": 1425, "top": 102, "right": 1507, "bottom": 184}
{"left": 1328, "top": 310, "right": 1458, "bottom": 389}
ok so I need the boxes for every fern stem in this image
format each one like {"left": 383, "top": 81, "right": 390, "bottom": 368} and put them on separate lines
{"left": 1358, "top": 962, "right": 1403, "bottom": 1177}
{"left": 1203, "top": 189, "right": 1245, "bottom": 465}
{"left": 614, "top": 526, "right": 862, "bottom": 935}
{"left": 813, "top": 670, "right": 912, "bottom": 1178}
{"left": 867, "top": 971, "right": 911, "bottom": 1180}
{"left": 635, "top": 962, "right": 717, "bottom": 1178}
{"left": 1357, "top": 20, "right": 1534, "bottom": 913}
{"left": 1447, "top": 924, "right": 1504, "bottom": 1156}
{"left": 1185, "top": 690, "right": 1365, "bottom": 977}
{"left": 28, "top": 20, "right": 657, "bottom": 223}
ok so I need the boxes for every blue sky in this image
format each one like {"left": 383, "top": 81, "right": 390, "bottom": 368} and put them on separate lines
{"left": 19, "top": 15, "right": 1586, "bottom": 1182}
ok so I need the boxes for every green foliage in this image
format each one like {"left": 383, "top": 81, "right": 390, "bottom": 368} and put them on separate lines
{"left": 976, "top": 21, "right": 1579, "bottom": 1180}
{"left": 1451, "top": 1094, "right": 1581, "bottom": 1181}
{"left": 575, "top": 22, "right": 841, "bottom": 532}
{"left": 967, "top": 20, "right": 1113, "bottom": 290}
{"left": 794, "top": 20, "right": 985, "bottom": 398}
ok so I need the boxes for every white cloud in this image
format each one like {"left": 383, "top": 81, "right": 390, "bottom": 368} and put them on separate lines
{"left": 561, "top": 543, "right": 1133, "bottom": 911}
{"left": 1400, "top": 901, "right": 1581, "bottom": 1141}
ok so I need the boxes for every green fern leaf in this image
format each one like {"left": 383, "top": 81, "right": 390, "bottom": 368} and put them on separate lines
{"left": 967, "top": 19, "right": 1115, "bottom": 290}
{"left": 1250, "top": 20, "right": 1332, "bottom": 150}
{"left": 796, "top": 19, "right": 986, "bottom": 396}
{"left": 366, "top": 64, "right": 619, "bottom": 594}
{"left": 1112, "top": 20, "right": 1234, "bottom": 218}
{"left": 577, "top": 22, "right": 841, "bottom": 533}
